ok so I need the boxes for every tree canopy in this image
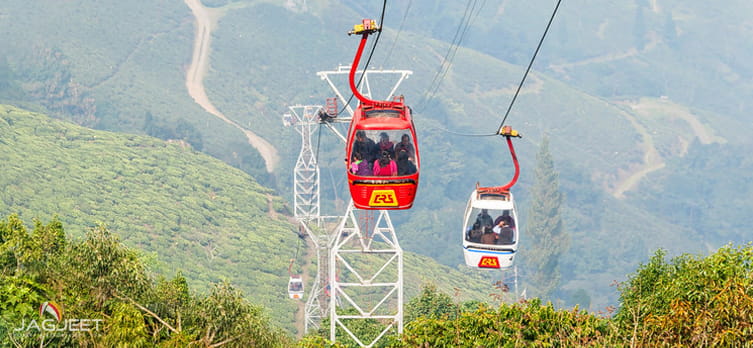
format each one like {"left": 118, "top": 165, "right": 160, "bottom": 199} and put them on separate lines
{"left": 0, "top": 215, "right": 291, "bottom": 347}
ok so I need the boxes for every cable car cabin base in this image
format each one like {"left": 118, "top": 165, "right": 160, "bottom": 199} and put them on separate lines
{"left": 348, "top": 178, "right": 417, "bottom": 210}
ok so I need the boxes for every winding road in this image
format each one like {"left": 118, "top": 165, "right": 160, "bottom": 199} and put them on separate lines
{"left": 184, "top": 0, "right": 279, "bottom": 173}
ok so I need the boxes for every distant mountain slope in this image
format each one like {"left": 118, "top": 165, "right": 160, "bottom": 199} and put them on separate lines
{"left": 0, "top": 104, "right": 497, "bottom": 332}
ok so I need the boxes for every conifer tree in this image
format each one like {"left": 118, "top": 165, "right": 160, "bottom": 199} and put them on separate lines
{"left": 521, "top": 135, "right": 568, "bottom": 299}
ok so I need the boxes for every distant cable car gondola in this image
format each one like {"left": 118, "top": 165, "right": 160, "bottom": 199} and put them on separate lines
{"left": 462, "top": 126, "right": 521, "bottom": 269}
{"left": 288, "top": 275, "right": 304, "bottom": 300}
{"left": 288, "top": 259, "right": 304, "bottom": 300}
{"left": 345, "top": 19, "right": 420, "bottom": 210}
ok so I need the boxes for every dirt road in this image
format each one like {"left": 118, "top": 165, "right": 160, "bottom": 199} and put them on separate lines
{"left": 184, "top": 0, "right": 279, "bottom": 173}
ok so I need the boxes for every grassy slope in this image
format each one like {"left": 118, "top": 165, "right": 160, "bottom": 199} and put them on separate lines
{"left": 0, "top": 104, "right": 497, "bottom": 332}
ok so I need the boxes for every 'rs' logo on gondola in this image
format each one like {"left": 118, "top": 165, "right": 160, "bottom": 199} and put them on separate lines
{"left": 369, "top": 190, "right": 398, "bottom": 207}
{"left": 478, "top": 256, "right": 500, "bottom": 268}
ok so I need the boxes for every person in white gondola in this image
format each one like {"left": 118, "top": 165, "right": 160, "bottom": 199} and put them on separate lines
{"left": 467, "top": 221, "right": 483, "bottom": 243}
{"left": 475, "top": 209, "right": 494, "bottom": 230}
{"left": 493, "top": 219, "right": 514, "bottom": 245}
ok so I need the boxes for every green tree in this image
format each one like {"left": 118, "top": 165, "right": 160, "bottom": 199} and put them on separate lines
{"left": 404, "top": 283, "right": 458, "bottom": 323}
{"left": 61, "top": 224, "right": 150, "bottom": 310}
{"left": 0, "top": 215, "right": 293, "bottom": 347}
{"left": 615, "top": 244, "right": 753, "bottom": 346}
{"left": 394, "top": 299, "right": 617, "bottom": 347}
{"left": 521, "top": 135, "right": 569, "bottom": 299}
{"left": 185, "top": 281, "right": 291, "bottom": 347}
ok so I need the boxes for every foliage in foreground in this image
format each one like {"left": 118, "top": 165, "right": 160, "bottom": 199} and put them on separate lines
{"left": 301, "top": 244, "right": 753, "bottom": 347}
{"left": 616, "top": 244, "right": 753, "bottom": 347}
{"left": 0, "top": 215, "right": 290, "bottom": 347}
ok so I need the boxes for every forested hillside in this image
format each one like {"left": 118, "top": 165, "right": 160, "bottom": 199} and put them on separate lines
{"left": 2, "top": 0, "right": 753, "bottom": 321}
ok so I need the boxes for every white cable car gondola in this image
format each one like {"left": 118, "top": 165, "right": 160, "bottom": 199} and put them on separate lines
{"left": 462, "top": 189, "right": 519, "bottom": 269}
{"left": 287, "top": 258, "right": 304, "bottom": 300}
{"left": 462, "top": 126, "right": 522, "bottom": 269}
{"left": 288, "top": 275, "right": 304, "bottom": 300}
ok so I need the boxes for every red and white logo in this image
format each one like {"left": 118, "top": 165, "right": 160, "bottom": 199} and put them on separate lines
{"left": 39, "top": 302, "right": 61, "bottom": 322}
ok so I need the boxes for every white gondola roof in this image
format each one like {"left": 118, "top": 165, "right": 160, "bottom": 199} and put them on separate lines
{"left": 468, "top": 190, "right": 515, "bottom": 210}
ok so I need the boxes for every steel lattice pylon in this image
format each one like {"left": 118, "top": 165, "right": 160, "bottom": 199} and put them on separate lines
{"left": 329, "top": 202, "right": 403, "bottom": 347}
{"left": 284, "top": 105, "right": 322, "bottom": 220}
{"left": 283, "top": 104, "right": 337, "bottom": 333}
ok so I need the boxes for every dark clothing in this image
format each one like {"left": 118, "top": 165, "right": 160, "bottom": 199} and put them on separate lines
{"left": 494, "top": 215, "right": 514, "bottom": 228}
{"left": 468, "top": 228, "right": 483, "bottom": 243}
{"left": 480, "top": 232, "right": 497, "bottom": 245}
{"left": 394, "top": 141, "right": 415, "bottom": 158}
{"left": 378, "top": 140, "right": 395, "bottom": 159}
{"left": 476, "top": 212, "right": 494, "bottom": 230}
{"left": 497, "top": 227, "right": 514, "bottom": 245}
{"left": 353, "top": 138, "right": 379, "bottom": 164}
{"left": 396, "top": 151, "right": 417, "bottom": 175}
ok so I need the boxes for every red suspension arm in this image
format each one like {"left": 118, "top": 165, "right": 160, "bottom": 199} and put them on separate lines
{"left": 477, "top": 126, "right": 521, "bottom": 195}
{"left": 500, "top": 135, "right": 520, "bottom": 190}
{"left": 348, "top": 20, "right": 379, "bottom": 105}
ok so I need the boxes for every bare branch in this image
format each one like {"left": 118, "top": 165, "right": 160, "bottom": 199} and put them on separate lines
{"left": 208, "top": 336, "right": 239, "bottom": 348}
{"left": 115, "top": 294, "right": 179, "bottom": 334}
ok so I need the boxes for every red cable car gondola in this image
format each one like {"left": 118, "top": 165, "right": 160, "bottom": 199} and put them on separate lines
{"left": 344, "top": 20, "right": 420, "bottom": 210}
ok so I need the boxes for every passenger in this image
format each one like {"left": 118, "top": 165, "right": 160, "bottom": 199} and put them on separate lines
{"left": 393, "top": 133, "right": 415, "bottom": 159}
{"left": 480, "top": 227, "right": 497, "bottom": 245}
{"left": 497, "top": 225, "right": 515, "bottom": 245}
{"left": 350, "top": 152, "right": 373, "bottom": 176}
{"left": 353, "top": 130, "right": 379, "bottom": 164}
{"left": 492, "top": 219, "right": 514, "bottom": 245}
{"left": 475, "top": 209, "right": 494, "bottom": 230}
{"left": 396, "top": 150, "right": 417, "bottom": 175}
{"left": 377, "top": 132, "right": 395, "bottom": 159}
{"left": 494, "top": 213, "right": 515, "bottom": 229}
{"left": 467, "top": 221, "right": 483, "bottom": 243}
{"left": 498, "top": 211, "right": 515, "bottom": 229}
{"left": 373, "top": 151, "right": 397, "bottom": 176}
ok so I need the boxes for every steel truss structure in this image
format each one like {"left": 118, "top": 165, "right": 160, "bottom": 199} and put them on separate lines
{"left": 329, "top": 202, "right": 403, "bottom": 347}
{"left": 284, "top": 105, "right": 322, "bottom": 220}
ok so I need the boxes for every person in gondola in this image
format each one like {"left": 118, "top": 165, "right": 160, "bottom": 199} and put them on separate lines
{"left": 497, "top": 225, "right": 514, "bottom": 245}
{"left": 480, "top": 227, "right": 497, "bottom": 245}
{"left": 393, "top": 133, "right": 415, "bottom": 159}
{"left": 353, "top": 130, "right": 379, "bottom": 165}
{"left": 396, "top": 150, "right": 417, "bottom": 175}
{"left": 350, "top": 152, "right": 373, "bottom": 176}
{"left": 492, "top": 219, "right": 514, "bottom": 245}
{"left": 467, "top": 221, "right": 483, "bottom": 243}
{"left": 475, "top": 209, "right": 494, "bottom": 230}
{"left": 494, "top": 211, "right": 515, "bottom": 229}
{"left": 373, "top": 150, "right": 397, "bottom": 176}
{"left": 377, "top": 132, "right": 395, "bottom": 159}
